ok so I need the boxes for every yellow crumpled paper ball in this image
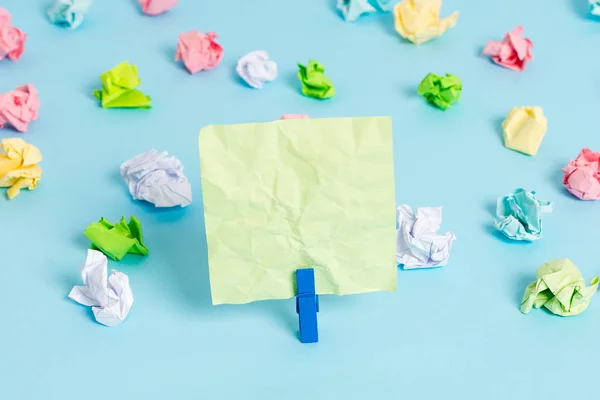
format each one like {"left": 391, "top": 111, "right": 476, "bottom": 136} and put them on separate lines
{"left": 502, "top": 106, "right": 547, "bottom": 156}
{"left": 393, "top": 0, "right": 458, "bottom": 45}
{"left": 0, "top": 138, "right": 43, "bottom": 199}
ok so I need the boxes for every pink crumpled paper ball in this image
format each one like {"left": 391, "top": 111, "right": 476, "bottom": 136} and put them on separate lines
{"left": 562, "top": 148, "right": 600, "bottom": 200}
{"left": 0, "top": 84, "right": 40, "bottom": 133}
{"left": 482, "top": 26, "right": 533, "bottom": 72}
{"left": 0, "top": 8, "right": 26, "bottom": 62}
{"left": 280, "top": 114, "right": 308, "bottom": 120}
{"left": 138, "top": 0, "right": 178, "bottom": 15}
{"left": 175, "top": 30, "right": 223, "bottom": 74}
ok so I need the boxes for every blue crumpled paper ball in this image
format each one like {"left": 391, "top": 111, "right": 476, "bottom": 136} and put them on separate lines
{"left": 47, "top": 0, "right": 93, "bottom": 30}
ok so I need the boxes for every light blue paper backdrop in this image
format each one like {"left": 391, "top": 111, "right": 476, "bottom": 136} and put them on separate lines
{"left": 1, "top": 1, "right": 598, "bottom": 398}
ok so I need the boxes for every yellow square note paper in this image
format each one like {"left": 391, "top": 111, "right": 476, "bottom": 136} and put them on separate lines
{"left": 199, "top": 117, "right": 397, "bottom": 305}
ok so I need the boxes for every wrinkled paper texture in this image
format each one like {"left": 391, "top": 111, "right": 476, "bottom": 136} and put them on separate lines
{"left": 236, "top": 51, "right": 277, "bottom": 89}
{"left": 562, "top": 148, "right": 600, "bottom": 200}
{"left": 175, "top": 30, "right": 223, "bottom": 74}
{"left": 92, "top": 62, "right": 151, "bottom": 108}
{"left": 47, "top": 0, "right": 92, "bottom": 29}
{"left": 396, "top": 205, "right": 455, "bottom": 269}
{"left": 121, "top": 149, "right": 192, "bottom": 207}
{"left": 337, "top": 0, "right": 377, "bottom": 21}
{"left": 338, "top": 0, "right": 397, "bottom": 21}
{"left": 495, "top": 188, "right": 552, "bottom": 241}
{"left": 520, "top": 258, "right": 599, "bottom": 317}
{"left": 483, "top": 26, "right": 533, "bottom": 72}
{"left": 199, "top": 117, "right": 397, "bottom": 305}
{"left": 297, "top": 60, "right": 335, "bottom": 99}
{"left": 0, "top": 137, "right": 42, "bottom": 199}
{"left": 84, "top": 216, "right": 149, "bottom": 261}
{"left": 68, "top": 249, "right": 134, "bottom": 326}
{"left": 393, "top": 0, "right": 458, "bottom": 45}
{"left": 0, "top": 84, "right": 39, "bottom": 132}
{"left": 502, "top": 106, "right": 547, "bottom": 156}
{"left": 0, "top": 8, "right": 26, "bottom": 61}
{"left": 417, "top": 73, "right": 461, "bottom": 110}
{"left": 591, "top": 1, "right": 600, "bottom": 16}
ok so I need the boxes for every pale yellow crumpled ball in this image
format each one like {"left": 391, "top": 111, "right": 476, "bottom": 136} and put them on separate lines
{"left": 0, "top": 138, "right": 43, "bottom": 199}
{"left": 502, "top": 106, "right": 548, "bottom": 156}
{"left": 393, "top": 0, "right": 458, "bottom": 45}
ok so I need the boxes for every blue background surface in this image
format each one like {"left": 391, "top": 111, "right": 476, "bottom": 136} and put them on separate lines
{"left": 1, "top": 0, "right": 599, "bottom": 398}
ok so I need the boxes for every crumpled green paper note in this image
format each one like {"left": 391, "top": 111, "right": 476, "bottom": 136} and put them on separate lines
{"left": 199, "top": 117, "right": 397, "bottom": 305}
{"left": 520, "top": 258, "right": 599, "bottom": 316}
{"left": 495, "top": 188, "right": 552, "bottom": 241}
{"left": 297, "top": 60, "right": 335, "bottom": 99}
{"left": 92, "top": 62, "right": 151, "bottom": 109}
{"left": 84, "top": 216, "right": 149, "bottom": 261}
{"left": 417, "top": 73, "right": 461, "bottom": 110}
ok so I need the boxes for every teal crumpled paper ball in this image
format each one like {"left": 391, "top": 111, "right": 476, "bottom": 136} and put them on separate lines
{"left": 47, "top": 0, "right": 92, "bottom": 30}
{"left": 495, "top": 188, "right": 553, "bottom": 241}
{"left": 590, "top": 0, "right": 600, "bottom": 16}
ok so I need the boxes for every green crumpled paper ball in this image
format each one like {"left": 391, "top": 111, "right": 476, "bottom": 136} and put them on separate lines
{"left": 84, "top": 216, "right": 149, "bottom": 261}
{"left": 417, "top": 73, "right": 461, "bottom": 110}
{"left": 520, "top": 258, "right": 599, "bottom": 317}
{"left": 92, "top": 61, "right": 152, "bottom": 109}
{"left": 297, "top": 60, "right": 335, "bottom": 99}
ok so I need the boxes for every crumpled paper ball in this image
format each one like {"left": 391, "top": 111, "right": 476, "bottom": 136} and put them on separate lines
{"left": 68, "top": 249, "right": 134, "bottom": 327}
{"left": 393, "top": 0, "right": 458, "bottom": 45}
{"left": 175, "top": 30, "right": 223, "bottom": 74}
{"left": 502, "top": 106, "right": 547, "bottom": 156}
{"left": 482, "top": 26, "right": 533, "bottom": 72}
{"left": 47, "top": 0, "right": 92, "bottom": 30}
{"left": 591, "top": 1, "right": 600, "bottom": 16}
{"left": 520, "top": 258, "right": 599, "bottom": 317}
{"left": 417, "top": 73, "right": 461, "bottom": 110}
{"left": 0, "top": 84, "right": 40, "bottom": 132}
{"left": 297, "top": 60, "right": 335, "bottom": 99}
{"left": 562, "top": 148, "right": 600, "bottom": 200}
{"left": 138, "top": 0, "right": 177, "bottom": 15}
{"left": 396, "top": 204, "right": 456, "bottom": 269}
{"left": 92, "top": 61, "right": 151, "bottom": 109}
{"left": 0, "top": 137, "right": 43, "bottom": 199}
{"left": 0, "top": 8, "right": 26, "bottom": 61}
{"left": 84, "top": 216, "right": 149, "bottom": 261}
{"left": 337, "top": 0, "right": 377, "bottom": 22}
{"left": 337, "top": 0, "right": 396, "bottom": 22}
{"left": 236, "top": 51, "right": 277, "bottom": 89}
{"left": 495, "top": 188, "right": 552, "bottom": 242}
{"left": 120, "top": 149, "right": 192, "bottom": 208}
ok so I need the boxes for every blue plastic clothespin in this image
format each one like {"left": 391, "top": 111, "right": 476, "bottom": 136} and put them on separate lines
{"left": 296, "top": 268, "right": 319, "bottom": 343}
